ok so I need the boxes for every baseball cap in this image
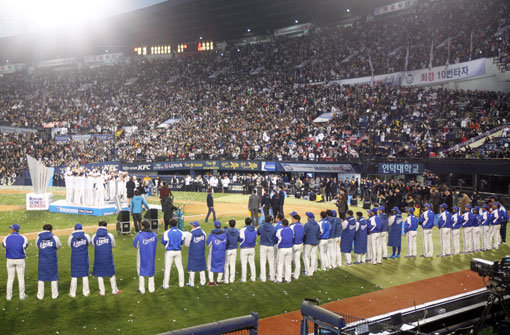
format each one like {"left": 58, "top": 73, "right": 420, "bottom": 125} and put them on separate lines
{"left": 305, "top": 212, "right": 315, "bottom": 219}
{"left": 481, "top": 204, "right": 489, "bottom": 209}
{"left": 453, "top": 206, "right": 460, "bottom": 211}
{"left": 440, "top": 203, "right": 448, "bottom": 209}
{"left": 75, "top": 223, "right": 83, "bottom": 230}
{"left": 289, "top": 211, "right": 298, "bottom": 217}
{"left": 391, "top": 206, "right": 400, "bottom": 212}
{"left": 465, "top": 204, "right": 472, "bottom": 210}
{"left": 406, "top": 208, "right": 414, "bottom": 213}
{"left": 213, "top": 220, "right": 221, "bottom": 228}
{"left": 424, "top": 203, "right": 431, "bottom": 208}
{"left": 331, "top": 210, "right": 337, "bottom": 217}
{"left": 9, "top": 224, "right": 20, "bottom": 231}
{"left": 190, "top": 221, "right": 200, "bottom": 227}
{"left": 473, "top": 206, "right": 480, "bottom": 211}
{"left": 493, "top": 202, "right": 500, "bottom": 207}
{"left": 378, "top": 206, "right": 385, "bottom": 212}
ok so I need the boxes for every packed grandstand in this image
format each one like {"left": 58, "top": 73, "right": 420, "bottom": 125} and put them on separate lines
{"left": 0, "top": 0, "right": 509, "bottom": 183}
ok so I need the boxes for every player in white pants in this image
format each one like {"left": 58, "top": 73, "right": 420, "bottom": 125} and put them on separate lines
{"left": 224, "top": 219, "right": 240, "bottom": 284}
{"left": 289, "top": 213, "right": 305, "bottom": 280}
{"left": 275, "top": 219, "right": 294, "bottom": 283}
{"left": 462, "top": 205, "right": 474, "bottom": 253}
{"left": 489, "top": 202, "right": 503, "bottom": 249}
{"left": 404, "top": 208, "right": 418, "bottom": 257}
{"left": 471, "top": 206, "right": 481, "bottom": 252}
{"left": 3, "top": 224, "right": 29, "bottom": 301}
{"left": 73, "top": 172, "right": 84, "bottom": 205}
{"left": 65, "top": 172, "right": 74, "bottom": 204}
{"left": 437, "top": 204, "right": 452, "bottom": 256}
{"left": 239, "top": 218, "right": 257, "bottom": 282}
{"left": 36, "top": 225, "right": 62, "bottom": 300}
{"left": 318, "top": 212, "right": 331, "bottom": 270}
{"left": 480, "top": 205, "right": 492, "bottom": 250}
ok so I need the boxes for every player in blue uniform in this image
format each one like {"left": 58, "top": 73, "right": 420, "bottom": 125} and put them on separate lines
{"left": 133, "top": 221, "right": 158, "bottom": 294}
{"left": 68, "top": 223, "right": 92, "bottom": 297}
{"left": 354, "top": 212, "right": 368, "bottom": 264}
{"left": 404, "top": 208, "right": 418, "bottom": 258}
{"left": 387, "top": 207, "right": 402, "bottom": 259}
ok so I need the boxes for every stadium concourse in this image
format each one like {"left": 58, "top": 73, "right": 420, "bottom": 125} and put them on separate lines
{"left": 0, "top": 0, "right": 510, "bottom": 184}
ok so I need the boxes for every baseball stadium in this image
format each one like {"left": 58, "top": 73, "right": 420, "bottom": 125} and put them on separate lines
{"left": 0, "top": 0, "right": 510, "bottom": 334}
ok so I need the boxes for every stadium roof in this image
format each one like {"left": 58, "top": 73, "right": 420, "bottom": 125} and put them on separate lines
{"left": 0, "top": 0, "right": 388, "bottom": 62}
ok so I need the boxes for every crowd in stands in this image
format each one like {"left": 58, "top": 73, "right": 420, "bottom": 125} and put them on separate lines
{"left": 0, "top": 0, "right": 509, "bottom": 183}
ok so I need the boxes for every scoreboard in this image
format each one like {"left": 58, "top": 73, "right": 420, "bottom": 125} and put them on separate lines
{"left": 133, "top": 41, "right": 214, "bottom": 56}
{"left": 177, "top": 41, "right": 214, "bottom": 53}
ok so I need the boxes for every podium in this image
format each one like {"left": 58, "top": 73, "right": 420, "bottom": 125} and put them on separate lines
{"left": 116, "top": 211, "right": 131, "bottom": 234}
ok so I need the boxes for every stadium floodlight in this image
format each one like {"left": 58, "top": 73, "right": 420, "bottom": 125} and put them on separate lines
{"left": 346, "top": 8, "right": 351, "bottom": 12}
{"left": 247, "top": 28, "right": 251, "bottom": 32}
{"left": 295, "top": 19, "right": 299, "bottom": 24}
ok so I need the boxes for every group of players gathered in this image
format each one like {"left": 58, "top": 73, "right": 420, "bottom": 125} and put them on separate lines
{"left": 2, "top": 194, "right": 508, "bottom": 300}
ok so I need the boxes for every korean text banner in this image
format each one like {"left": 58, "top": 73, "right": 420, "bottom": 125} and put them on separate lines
{"left": 402, "top": 58, "right": 486, "bottom": 86}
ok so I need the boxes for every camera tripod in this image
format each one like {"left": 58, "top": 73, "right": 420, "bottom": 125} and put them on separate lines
{"left": 474, "top": 279, "right": 510, "bottom": 334}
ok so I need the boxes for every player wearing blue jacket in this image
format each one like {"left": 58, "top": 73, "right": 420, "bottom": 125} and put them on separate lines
{"left": 187, "top": 221, "right": 207, "bottom": 286}
{"left": 451, "top": 206, "right": 463, "bottom": 255}
{"left": 303, "top": 212, "right": 321, "bottom": 276}
{"left": 462, "top": 205, "right": 474, "bottom": 253}
{"left": 289, "top": 213, "right": 305, "bottom": 280}
{"left": 326, "top": 210, "right": 338, "bottom": 268}
{"left": 387, "top": 207, "right": 402, "bottom": 259}
{"left": 224, "top": 220, "right": 241, "bottom": 284}
{"left": 333, "top": 210, "right": 343, "bottom": 268}
{"left": 419, "top": 203, "right": 435, "bottom": 258}
{"left": 257, "top": 215, "right": 277, "bottom": 282}
{"left": 340, "top": 210, "right": 357, "bottom": 265}
{"left": 367, "top": 208, "right": 382, "bottom": 265}
{"left": 2, "top": 223, "right": 28, "bottom": 301}
{"left": 161, "top": 219, "right": 185, "bottom": 288}
{"left": 480, "top": 205, "right": 492, "bottom": 250}
{"left": 92, "top": 221, "right": 121, "bottom": 296}
{"left": 378, "top": 207, "right": 389, "bottom": 259}
{"left": 36, "top": 224, "right": 62, "bottom": 300}
{"left": 318, "top": 211, "right": 331, "bottom": 270}
{"left": 68, "top": 223, "right": 92, "bottom": 297}
{"left": 354, "top": 212, "right": 368, "bottom": 264}
{"left": 240, "top": 217, "right": 258, "bottom": 282}
{"left": 472, "top": 206, "right": 481, "bottom": 252}
{"left": 133, "top": 221, "right": 158, "bottom": 294}
{"left": 437, "top": 204, "right": 452, "bottom": 257}
{"left": 206, "top": 220, "right": 227, "bottom": 286}
{"left": 489, "top": 202, "right": 505, "bottom": 248}
{"left": 404, "top": 208, "right": 418, "bottom": 258}
{"left": 276, "top": 219, "right": 294, "bottom": 283}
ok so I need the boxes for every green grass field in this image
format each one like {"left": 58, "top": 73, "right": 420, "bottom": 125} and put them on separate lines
{"left": 0, "top": 189, "right": 509, "bottom": 334}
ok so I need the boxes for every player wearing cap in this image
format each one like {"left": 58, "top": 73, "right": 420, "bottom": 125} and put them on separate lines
{"left": 340, "top": 210, "right": 356, "bottom": 265}
{"left": 437, "top": 203, "right": 452, "bottom": 257}
{"left": 404, "top": 208, "right": 418, "bottom": 258}
{"left": 303, "top": 212, "right": 320, "bottom": 275}
{"left": 239, "top": 218, "right": 257, "bottom": 282}
{"left": 206, "top": 220, "right": 227, "bottom": 286}
{"left": 257, "top": 215, "right": 277, "bottom": 282}
{"left": 367, "top": 208, "right": 382, "bottom": 265}
{"left": 133, "top": 221, "right": 157, "bottom": 294}
{"left": 471, "top": 206, "right": 481, "bottom": 252}
{"left": 187, "top": 221, "right": 207, "bottom": 286}
{"left": 378, "top": 207, "right": 389, "bottom": 260}
{"left": 479, "top": 205, "right": 492, "bottom": 251}
{"left": 92, "top": 221, "right": 122, "bottom": 296}
{"left": 318, "top": 211, "right": 331, "bottom": 270}
{"left": 68, "top": 223, "right": 92, "bottom": 297}
{"left": 36, "top": 224, "right": 62, "bottom": 300}
{"left": 462, "top": 205, "right": 474, "bottom": 253}
{"left": 275, "top": 219, "right": 294, "bottom": 283}
{"left": 489, "top": 202, "right": 503, "bottom": 249}
{"left": 387, "top": 207, "right": 402, "bottom": 259}
{"left": 332, "top": 210, "right": 343, "bottom": 267}
{"left": 498, "top": 201, "right": 508, "bottom": 245}
{"left": 326, "top": 210, "right": 339, "bottom": 268}
{"left": 289, "top": 212, "right": 304, "bottom": 280}
{"left": 161, "top": 219, "right": 186, "bottom": 289}
{"left": 2, "top": 224, "right": 28, "bottom": 301}
{"left": 418, "top": 203, "right": 434, "bottom": 258}
{"left": 451, "top": 206, "right": 463, "bottom": 255}
{"left": 224, "top": 219, "right": 241, "bottom": 284}
{"left": 354, "top": 212, "right": 367, "bottom": 264}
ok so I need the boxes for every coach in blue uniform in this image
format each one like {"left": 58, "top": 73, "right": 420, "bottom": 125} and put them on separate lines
{"left": 92, "top": 221, "right": 122, "bottom": 296}
{"left": 437, "top": 203, "right": 452, "bottom": 257}
{"left": 36, "top": 224, "right": 62, "bottom": 300}
{"left": 187, "top": 221, "right": 207, "bottom": 286}
{"left": 239, "top": 218, "right": 257, "bottom": 282}
{"left": 404, "top": 208, "right": 418, "bottom": 258}
{"left": 354, "top": 212, "right": 367, "bottom": 264}
{"left": 2, "top": 224, "right": 28, "bottom": 301}
{"left": 68, "top": 223, "right": 92, "bottom": 297}
{"left": 340, "top": 210, "right": 356, "bottom": 265}
{"left": 133, "top": 221, "right": 158, "bottom": 294}
{"left": 206, "top": 220, "right": 227, "bottom": 285}
{"left": 388, "top": 207, "right": 402, "bottom": 259}
{"left": 257, "top": 215, "right": 277, "bottom": 282}
{"left": 276, "top": 219, "right": 294, "bottom": 283}
{"left": 451, "top": 206, "right": 463, "bottom": 255}
{"left": 289, "top": 213, "right": 304, "bottom": 280}
{"left": 303, "top": 212, "right": 320, "bottom": 276}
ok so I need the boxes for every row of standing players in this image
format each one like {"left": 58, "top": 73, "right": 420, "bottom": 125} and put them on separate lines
{"left": 2, "top": 201, "right": 508, "bottom": 300}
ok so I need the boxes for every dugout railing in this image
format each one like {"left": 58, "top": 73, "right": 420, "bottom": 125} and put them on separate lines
{"left": 159, "top": 312, "right": 258, "bottom": 335}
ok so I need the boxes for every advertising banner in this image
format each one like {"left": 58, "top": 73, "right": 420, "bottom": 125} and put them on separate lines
{"left": 377, "top": 163, "right": 423, "bottom": 175}
{"left": 152, "top": 160, "right": 261, "bottom": 171}
{"left": 274, "top": 23, "right": 313, "bottom": 37}
{"left": 402, "top": 58, "right": 486, "bottom": 86}
{"left": 374, "top": 0, "right": 418, "bottom": 16}
{"left": 278, "top": 163, "right": 355, "bottom": 173}
{"left": 26, "top": 193, "right": 53, "bottom": 211}
{"left": 329, "top": 71, "right": 401, "bottom": 87}
{"left": 121, "top": 162, "right": 152, "bottom": 172}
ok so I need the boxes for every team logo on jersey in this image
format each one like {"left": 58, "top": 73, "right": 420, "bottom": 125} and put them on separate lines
{"left": 142, "top": 237, "right": 156, "bottom": 245}
{"left": 95, "top": 237, "right": 110, "bottom": 246}
{"left": 73, "top": 239, "right": 88, "bottom": 248}
{"left": 39, "top": 240, "right": 54, "bottom": 249}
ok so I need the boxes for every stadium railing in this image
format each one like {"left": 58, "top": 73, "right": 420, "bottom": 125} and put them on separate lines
{"left": 159, "top": 312, "right": 258, "bottom": 335}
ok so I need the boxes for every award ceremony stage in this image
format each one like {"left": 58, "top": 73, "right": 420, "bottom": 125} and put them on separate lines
{"left": 49, "top": 200, "right": 130, "bottom": 216}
